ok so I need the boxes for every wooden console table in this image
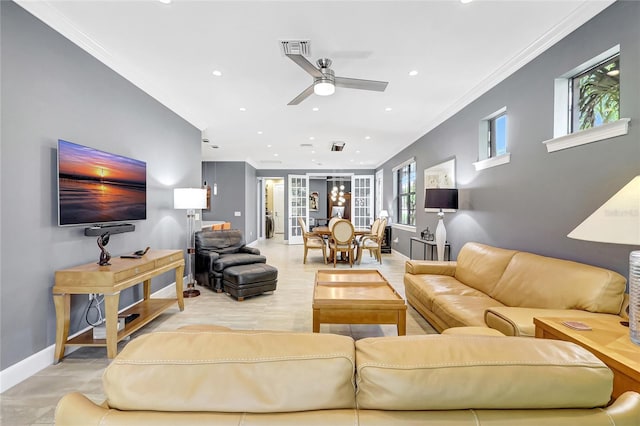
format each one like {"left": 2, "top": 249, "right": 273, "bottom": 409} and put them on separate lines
{"left": 534, "top": 316, "right": 640, "bottom": 399}
{"left": 53, "top": 250, "right": 185, "bottom": 362}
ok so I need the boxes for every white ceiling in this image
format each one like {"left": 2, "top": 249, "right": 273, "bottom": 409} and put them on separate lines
{"left": 17, "top": 0, "right": 614, "bottom": 170}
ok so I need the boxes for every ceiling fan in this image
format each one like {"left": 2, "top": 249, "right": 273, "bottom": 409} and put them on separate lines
{"left": 285, "top": 54, "right": 388, "bottom": 105}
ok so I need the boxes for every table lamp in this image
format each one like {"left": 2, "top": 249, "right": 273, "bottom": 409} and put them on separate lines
{"left": 174, "top": 188, "right": 207, "bottom": 298}
{"left": 567, "top": 176, "right": 639, "bottom": 345}
{"left": 424, "top": 188, "right": 458, "bottom": 261}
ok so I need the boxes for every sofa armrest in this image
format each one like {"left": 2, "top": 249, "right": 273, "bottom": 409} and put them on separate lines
{"left": 405, "top": 260, "right": 457, "bottom": 276}
{"left": 484, "top": 307, "right": 624, "bottom": 337}
{"left": 55, "top": 392, "right": 108, "bottom": 426}
{"left": 196, "top": 251, "right": 220, "bottom": 272}
{"left": 240, "top": 246, "right": 261, "bottom": 255}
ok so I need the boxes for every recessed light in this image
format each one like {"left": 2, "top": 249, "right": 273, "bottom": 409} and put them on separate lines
{"left": 356, "top": 150, "right": 361, "bottom": 154}
{"left": 385, "top": 107, "right": 393, "bottom": 112}
{"left": 157, "top": 0, "right": 171, "bottom": 4}
{"left": 311, "top": 150, "right": 316, "bottom": 154}
{"left": 267, "top": 144, "right": 272, "bottom": 148}
{"left": 212, "top": 70, "right": 222, "bottom": 77}
{"left": 239, "top": 107, "right": 246, "bottom": 112}
{"left": 274, "top": 153, "right": 279, "bottom": 157}
{"left": 257, "top": 131, "right": 263, "bottom": 135}
{"left": 312, "top": 107, "right": 319, "bottom": 112}
{"left": 460, "top": 0, "right": 472, "bottom": 3}
{"left": 409, "top": 70, "right": 419, "bottom": 76}
{"left": 309, "top": 136, "right": 315, "bottom": 140}
{"left": 364, "top": 136, "right": 371, "bottom": 140}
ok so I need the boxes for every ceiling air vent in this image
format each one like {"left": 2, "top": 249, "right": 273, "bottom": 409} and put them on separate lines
{"left": 260, "top": 160, "right": 283, "bottom": 164}
{"left": 331, "top": 142, "right": 345, "bottom": 152}
{"left": 280, "top": 40, "right": 311, "bottom": 57}
{"left": 299, "top": 143, "right": 314, "bottom": 148}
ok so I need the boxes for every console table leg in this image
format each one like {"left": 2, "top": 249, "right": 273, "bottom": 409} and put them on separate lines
{"left": 104, "top": 293, "right": 120, "bottom": 359}
{"left": 53, "top": 293, "right": 70, "bottom": 363}
{"left": 176, "top": 264, "right": 185, "bottom": 311}
{"left": 143, "top": 279, "right": 151, "bottom": 300}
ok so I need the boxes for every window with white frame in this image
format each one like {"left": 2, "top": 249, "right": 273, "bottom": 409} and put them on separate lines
{"left": 395, "top": 160, "right": 416, "bottom": 226}
{"left": 375, "top": 169, "right": 383, "bottom": 218}
{"left": 474, "top": 107, "right": 510, "bottom": 171}
{"left": 545, "top": 45, "right": 629, "bottom": 153}
{"left": 569, "top": 54, "right": 619, "bottom": 132}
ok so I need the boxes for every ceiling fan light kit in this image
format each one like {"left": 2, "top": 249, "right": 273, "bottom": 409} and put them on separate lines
{"left": 286, "top": 53, "right": 388, "bottom": 105}
{"left": 314, "top": 81, "right": 335, "bottom": 96}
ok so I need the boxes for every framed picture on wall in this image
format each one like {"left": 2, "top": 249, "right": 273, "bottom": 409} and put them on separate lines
{"left": 309, "top": 192, "right": 319, "bottom": 211}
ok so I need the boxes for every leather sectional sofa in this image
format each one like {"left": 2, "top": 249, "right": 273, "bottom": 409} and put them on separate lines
{"left": 405, "top": 242, "right": 628, "bottom": 335}
{"left": 55, "top": 326, "right": 640, "bottom": 425}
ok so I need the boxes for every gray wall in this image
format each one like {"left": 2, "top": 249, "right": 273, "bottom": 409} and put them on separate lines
{"left": 202, "top": 161, "right": 250, "bottom": 237}
{"left": 380, "top": 1, "right": 639, "bottom": 282}
{"left": 1, "top": 2, "right": 201, "bottom": 370}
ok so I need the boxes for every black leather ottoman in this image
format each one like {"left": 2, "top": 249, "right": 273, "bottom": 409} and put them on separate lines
{"left": 222, "top": 264, "right": 278, "bottom": 301}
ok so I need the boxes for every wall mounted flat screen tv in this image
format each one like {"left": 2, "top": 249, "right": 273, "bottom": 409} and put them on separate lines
{"left": 57, "top": 139, "right": 146, "bottom": 226}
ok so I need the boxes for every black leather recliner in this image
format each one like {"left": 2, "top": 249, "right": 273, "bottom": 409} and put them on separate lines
{"left": 194, "top": 229, "right": 266, "bottom": 292}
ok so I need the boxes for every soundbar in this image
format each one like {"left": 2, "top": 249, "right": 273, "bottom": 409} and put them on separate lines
{"left": 84, "top": 223, "right": 135, "bottom": 236}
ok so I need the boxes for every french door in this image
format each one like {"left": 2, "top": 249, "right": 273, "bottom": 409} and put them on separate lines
{"left": 287, "top": 175, "right": 308, "bottom": 245}
{"left": 351, "top": 175, "right": 374, "bottom": 228}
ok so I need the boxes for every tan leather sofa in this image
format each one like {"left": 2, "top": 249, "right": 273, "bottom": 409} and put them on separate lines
{"left": 55, "top": 327, "right": 640, "bottom": 425}
{"left": 405, "top": 242, "right": 628, "bottom": 336}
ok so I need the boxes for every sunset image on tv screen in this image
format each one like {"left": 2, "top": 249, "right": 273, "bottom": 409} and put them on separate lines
{"left": 58, "top": 140, "right": 146, "bottom": 226}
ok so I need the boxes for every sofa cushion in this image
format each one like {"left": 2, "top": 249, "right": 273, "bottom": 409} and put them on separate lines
{"left": 355, "top": 335, "right": 613, "bottom": 410}
{"left": 405, "top": 274, "right": 487, "bottom": 312}
{"left": 103, "top": 331, "right": 356, "bottom": 413}
{"left": 490, "top": 252, "right": 626, "bottom": 314}
{"left": 213, "top": 253, "right": 266, "bottom": 272}
{"left": 431, "top": 294, "right": 504, "bottom": 328}
{"left": 453, "top": 242, "right": 517, "bottom": 295}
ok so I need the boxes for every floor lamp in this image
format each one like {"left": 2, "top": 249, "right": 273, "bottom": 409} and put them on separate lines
{"left": 425, "top": 188, "right": 458, "bottom": 261}
{"left": 174, "top": 188, "right": 207, "bottom": 298}
{"left": 568, "top": 176, "right": 640, "bottom": 345}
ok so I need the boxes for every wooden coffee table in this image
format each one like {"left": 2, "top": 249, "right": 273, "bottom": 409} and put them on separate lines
{"left": 312, "top": 270, "right": 407, "bottom": 335}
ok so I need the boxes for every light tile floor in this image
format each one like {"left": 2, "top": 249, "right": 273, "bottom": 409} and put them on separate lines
{"left": 0, "top": 234, "right": 436, "bottom": 425}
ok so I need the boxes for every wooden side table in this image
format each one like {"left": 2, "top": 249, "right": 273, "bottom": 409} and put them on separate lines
{"left": 534, "top": 316, "right": 640, "bottom": 399}
{"left": 53, "top": 250, "right": 185, "bottom": 362}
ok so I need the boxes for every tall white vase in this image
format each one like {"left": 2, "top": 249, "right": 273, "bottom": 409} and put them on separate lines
{"left": 435, "top": 216, "right": 446, "bottom": 262}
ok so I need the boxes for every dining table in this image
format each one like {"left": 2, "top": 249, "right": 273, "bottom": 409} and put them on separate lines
{"left": 312, "top": 225, "right": 372, "bottom": 263}
{"left": 311, "top": 226, "right": 371, "bottom": 237}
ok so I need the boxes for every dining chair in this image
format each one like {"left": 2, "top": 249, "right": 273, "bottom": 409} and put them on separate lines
{"left": 358, "top": 218, "right": 387, "bottom": 264}
{"left": 328, "top": 216, "right": 341, "bottom": 231}
{"left": 357, "top": 218, "right": 380, "bottom": 244}
{"left": 328, "top": 219, "right": 356, "bottom": 267}
{"left": 298, "top": 217, "right": 327, "bottom": 264}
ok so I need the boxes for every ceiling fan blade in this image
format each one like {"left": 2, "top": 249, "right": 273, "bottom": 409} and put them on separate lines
{"left": 335, "top": 76, "right": 388, "bottom": 92}
{"left": 288, "top": 84, "right": 315, "bottom": 105}
{"left": 286, "top": 54, "right": 323, "bottom": 78}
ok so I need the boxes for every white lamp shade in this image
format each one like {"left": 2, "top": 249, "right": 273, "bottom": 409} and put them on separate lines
{"left": 379, "top": 210, "right": 389, "bottom": 218}
{"left": 568, "top": 176, "right": 640, "bottom": 245}
{"left": 173, "top": 188, "right": 207, "bottom": 210}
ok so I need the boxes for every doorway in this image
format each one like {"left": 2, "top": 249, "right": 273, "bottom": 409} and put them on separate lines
{"left": 259, "top": 177, "right": 285, "bottom": 240}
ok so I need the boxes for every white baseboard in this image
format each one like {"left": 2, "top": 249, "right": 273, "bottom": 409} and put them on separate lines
{"left": 0, "top": 282, "right": 177, "bottom": 393}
